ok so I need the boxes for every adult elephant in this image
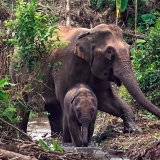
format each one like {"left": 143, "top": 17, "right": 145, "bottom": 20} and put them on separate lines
{"left": 10, "top": 24, "right": 160, "bottom": 135}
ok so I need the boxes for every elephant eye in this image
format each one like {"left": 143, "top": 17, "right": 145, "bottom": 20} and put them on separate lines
{"left": 90, "top": 107, "right": 95, "bottom": 113}
{"left": 90, "top": 108, "right": 95, "bottom": 118}
{"left": 107, "top": 48, "right": 112, "bottom": 54}
{"left": 105, "top": 46, "right": 115, "bottom": 60}
{"left": 76, "top": 109, "right": 81, "bottom": 116}
{"left": 106, "top": 46, "right": 115, "bottom": 55}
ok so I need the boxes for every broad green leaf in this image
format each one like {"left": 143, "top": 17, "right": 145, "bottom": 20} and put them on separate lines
{"left": 52, "top": 140, "right": 63, "bottom": 152}
{"left": 136, "top": 39, "right": 146, "bottom": 44}
{"left": 0, "top": 91, "right": 9, "bottom": 102}
{"left": 141, "top": 14, "right": 156, "bottom": 24}
{"left": 120, "top": 0, "right": 128, "bottom": 12}
{"left": 39, "top": 139, "right": 51, "bottom": 151}
{"left": 0, "top": 77, "right": 9, "bottom": 88}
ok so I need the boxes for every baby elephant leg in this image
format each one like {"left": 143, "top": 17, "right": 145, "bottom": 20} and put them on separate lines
{"left": 63, "top": 116, "right": 72, "bottom": 143}
{"left": 88, "top": 122, "right": 95, "bottom": 144}
{"left": 69, "top": 121, "right": 83, "bottom": 147}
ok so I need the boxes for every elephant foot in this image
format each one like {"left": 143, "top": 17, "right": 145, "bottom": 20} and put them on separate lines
{"left": 63, "top": 136, "right": 72, "bottom": 143}
{"left": 123, "top": 120, "right": 142, "bottom": 134}
{"left": 18, "top": 111, "right": 30, "bottom": 133}
{"left": 75, "top": 143, "right": 84, "bottom": 147}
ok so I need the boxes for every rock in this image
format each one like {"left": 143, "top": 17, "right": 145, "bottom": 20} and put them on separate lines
{"left": 74, "top": 147, "right": 107, "bottom": 159}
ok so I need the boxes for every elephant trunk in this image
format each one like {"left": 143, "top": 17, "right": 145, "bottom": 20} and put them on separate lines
{"left": 115, "top": 67, "right": 160, "bottom": 118}
{"left": 82, "top": 124, "right": 89, "bottom": 147}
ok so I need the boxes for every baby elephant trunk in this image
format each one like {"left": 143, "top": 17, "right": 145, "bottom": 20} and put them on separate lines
{"left": 82, "top": 125, "right": 89, "bottom": 147}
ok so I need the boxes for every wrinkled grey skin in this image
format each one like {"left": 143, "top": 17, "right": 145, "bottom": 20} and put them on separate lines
{"left": 63, "top": 83, "right": 97, "bottom": 147}
{"left": 10, "top": 24, "right": 160, "bottom": 136}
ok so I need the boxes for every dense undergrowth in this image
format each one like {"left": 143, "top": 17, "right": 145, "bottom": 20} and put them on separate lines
{"left": 132, "top": 17, "right": 160, "bottom": 107}
{"left": 0, "top": 0, "right": 66, "bottom": 125}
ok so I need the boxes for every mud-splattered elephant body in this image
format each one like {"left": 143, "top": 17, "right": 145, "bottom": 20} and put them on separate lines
{"left": 10, "top": 24, "right": 160, "bottom": 136}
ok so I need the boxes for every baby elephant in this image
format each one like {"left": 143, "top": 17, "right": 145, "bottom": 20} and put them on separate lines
{"left": 63, "top": 83, "right": 98, "bottom": 147}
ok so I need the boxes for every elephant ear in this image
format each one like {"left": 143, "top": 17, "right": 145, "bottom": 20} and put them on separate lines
{"left": 71, "top": 94, "right": 77, "bottom": 104}
{"left": 70, "top": 88, "right": 79, "bottom": 104}
{"left": 74, "top": 32, "right": 94, "bottom": 67}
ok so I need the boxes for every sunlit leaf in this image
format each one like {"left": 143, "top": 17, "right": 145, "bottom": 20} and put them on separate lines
{"left": 136, "top": 39, "right": 146, "bottom": 44}
{"left": 39, "top": 139, "right": 51, "bottom": 151}
{"left": 0, "top": 91, "right": 9, "bottom": 102}
{"left": 120, "top": 0, "right": 128, "bottom": 12}
{"left": 52, "top": 140, "right": 63, "bottom": 152}
{"left": 0, "top": 77, "right": 9, "bottom": 88}
{"left": 17, "top": 100, "right": 27, "bottom": 111}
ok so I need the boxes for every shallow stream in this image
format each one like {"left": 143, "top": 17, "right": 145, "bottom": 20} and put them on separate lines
{"left": 27, "top": 113, "right": 129, "bottom": 160}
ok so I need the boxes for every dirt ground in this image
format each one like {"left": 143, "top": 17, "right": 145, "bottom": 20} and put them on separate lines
{"left": 95, "top": 113, "right": 160, "bottom": 160}
{"left": 0, "top": 113, "right": 160, "bottom": 160}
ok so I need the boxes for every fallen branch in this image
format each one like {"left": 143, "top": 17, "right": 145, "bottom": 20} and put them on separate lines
{"left": 102, "top": 6, "right": 115, "bottom": 16}
{"left": 0, "top": 117, "right": 33, "bottom": 141}
{"left": 20, "top": 143, "right": 38, "bottom": 149}
{"left": 0, "top": 148, "right": 37, "bottom": 160}
{"left": 123, "top": 31, "right": 145, "bottom": 39}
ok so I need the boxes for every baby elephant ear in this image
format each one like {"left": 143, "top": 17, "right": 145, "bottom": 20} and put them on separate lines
{"left": 74, "top": 32, "right": 93, "bottom": 66}
{"left": 71, "top": 94, "right": 77, "bottom": 104}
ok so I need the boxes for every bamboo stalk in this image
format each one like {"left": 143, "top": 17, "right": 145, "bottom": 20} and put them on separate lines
{"left": 135, "top": 0, "right": 138, "bottom": 48}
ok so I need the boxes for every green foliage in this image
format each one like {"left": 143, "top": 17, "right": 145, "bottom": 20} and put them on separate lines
{"left": 146, "top": 112, "right": 157, "bottom": 120}
{"left": 132, "top": 18, "right": 160, "bottom": 107}
{"left": 141, "top": 14, "right": 156, "bottom": 25}
{"left": 120, "top": 0, "right": 128, "bottom": 12}
{"left": 137, "top": 110, "right": 157, "bottom": 120}
{"left": 1, "top": 107, "right": 21, "bottom": 124}
{"left": 39, "top": 139, "right": 63, "bottom": 152}
{"left": 5, "top": 0, "right": 65, "bottom": 71}
{"left": 118, "top": 86, "right": 133, "bottom": 104}
{"left": 137, "top": 13, "right": 156, "bottom": 32}
{"left": 0, "top": 77, "right": 20, "bottom": 124}
{"left": 29, "top": 112, "right": 38, "bottom": 119}
{"left": 90, "top": 0, "right": 110, "bottom": 10}
{"left": 108, "top": 0, "right": 115, "bottom": 7}
{"left": 39, "top": 139, "right": 52, "bottom": 151}
{"left": 127, "top": 17, "right": 135, "bottom": 28}
{"left": 0, "top": 28, "right": 5, "bottom": 37}
{"left": 0, "top": 77, "right": 9, "bottom": 102}
{"left": 3, "top": 0, "right": 67, "bottom": 122}
{"left": 90, "top": 0, "right": 103, "bottom": 10}
{"left": 52, "top": 140, "right": 63, "bottom": 152}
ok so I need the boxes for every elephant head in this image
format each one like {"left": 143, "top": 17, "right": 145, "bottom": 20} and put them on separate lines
{"left": 74, "top": 24, "right": 160, "bottom": 118}
{"left": 71, "top": 87, "right": 97, "bottom": 146}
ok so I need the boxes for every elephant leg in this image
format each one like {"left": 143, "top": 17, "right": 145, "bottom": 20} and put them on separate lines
{"left": 18, "top": 110, "right": 30, "bottom": 132}
{"left": 63, "top": 116, "right": 72, "bottom": 143}
{"left": 17, "top": 93, "right": 30, "bottom": 132}
{"left": 88, "top": 122, "right": 95, "bottom": 144}
{"left": 45, "top": 102, "right": 62, "bottom": 137}
{"left": 96, "top": 88, "right": 141, "bottom": 133}
{"left": 69, "top": 121, "right": 83, "bottom": 147}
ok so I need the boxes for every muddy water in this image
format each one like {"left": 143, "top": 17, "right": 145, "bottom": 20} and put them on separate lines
{"left": 27, "top": 113, "right": 129, "bottom": 160}
{"left": 27, "top": 113, "right": 51, "bottom": 140}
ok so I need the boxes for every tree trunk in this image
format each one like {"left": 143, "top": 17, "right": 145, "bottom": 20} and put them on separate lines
{"left": 66, "top": 0, "right": 70, "bottom": 26}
